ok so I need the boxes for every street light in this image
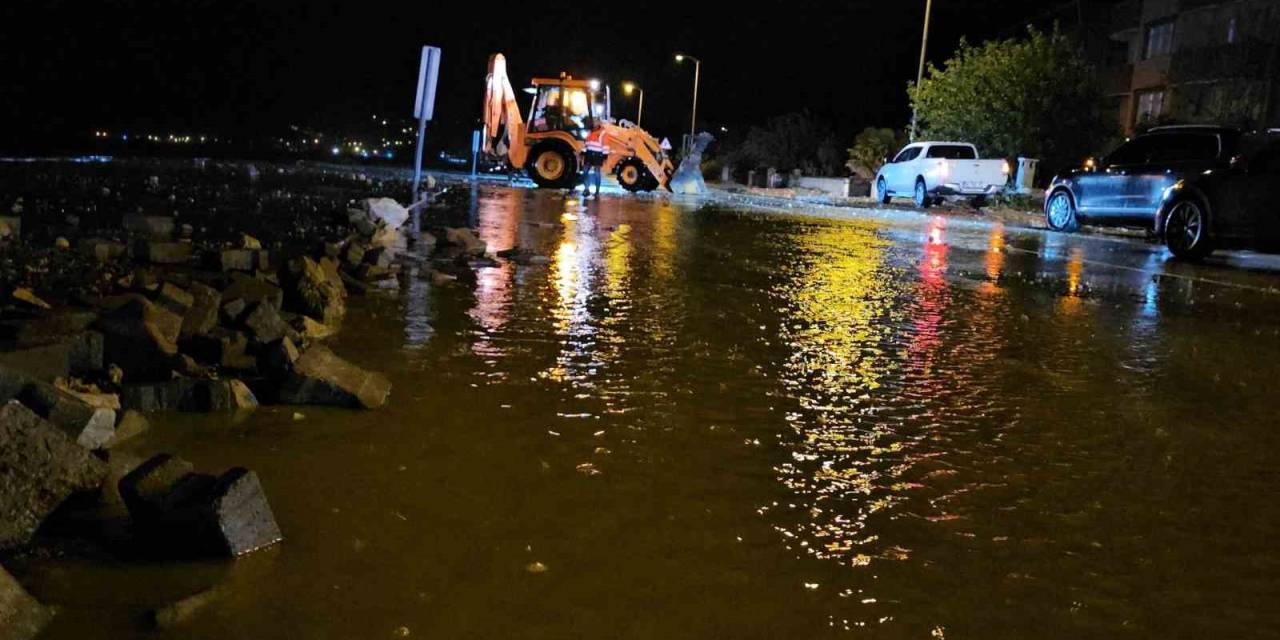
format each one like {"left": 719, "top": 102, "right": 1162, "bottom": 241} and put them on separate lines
{"left": 674, "top": 53, "right": 701, "bottom": 154}
{"left": 910, "top": 0, "right": 934, "bottom": 141}
{"left": 622, "top": 82, "right": 644, "bottom": 127}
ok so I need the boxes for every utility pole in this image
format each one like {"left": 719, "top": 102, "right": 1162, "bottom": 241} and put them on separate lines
{"left": 910, "top": 0, "right": 934, "bottom": 141}
{"left": 675, "top": 54, "right": 702, "bottom": 156}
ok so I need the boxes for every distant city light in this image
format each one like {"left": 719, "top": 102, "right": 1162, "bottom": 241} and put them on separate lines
{"left": 331, "top": 147, "right": 340, "bottom": 155}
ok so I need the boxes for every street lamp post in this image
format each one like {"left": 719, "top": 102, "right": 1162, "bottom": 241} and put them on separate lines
{"left": 675, "top": 53, "right": 701, "bottom": 155}
{"left": 622, "top": 82, "right": 645, "bottom": 127}
{"left": 910, "top": 0, "right": 934, "bottom": 141}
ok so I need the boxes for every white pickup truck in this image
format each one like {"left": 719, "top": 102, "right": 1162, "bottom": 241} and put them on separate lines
{"left": 875, "top": 141, "right": 1010, "bottom": 208}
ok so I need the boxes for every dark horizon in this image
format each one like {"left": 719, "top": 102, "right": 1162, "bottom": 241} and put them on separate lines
{"left": 2, "top": 0, "right": 1108, "bottom": 154}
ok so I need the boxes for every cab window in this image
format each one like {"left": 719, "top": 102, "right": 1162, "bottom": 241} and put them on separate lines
{"left": 893, "top": 146, "right": 922, "bottom": 163}
{"left": 926, "top": 145, "right": 977, "bottom": 160}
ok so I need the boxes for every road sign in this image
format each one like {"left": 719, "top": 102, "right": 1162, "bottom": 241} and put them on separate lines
{"left": 414, "top": 46, "right": 441, "bottom": 121}
{"left": 411, "top": 45, "right": 442, "bottom": 235}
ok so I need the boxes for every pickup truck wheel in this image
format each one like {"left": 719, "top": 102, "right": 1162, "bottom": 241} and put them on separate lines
{"left": 527, "top": 143, "right": 578, "bottom": 189}
{"left": 913, "top": 179, "right": 931, "bottom": 209}
{"left": 1163, "top": 198, "right": 1214, "bottom": 260}
{"left": 970, "top": 196, "right": 988, "bottom": 209}
{"left": 1045, "top": 190, "right": 1078, "bottom": 232}
{"left": 877, "top": 178, "right": 891, "bottom": 204}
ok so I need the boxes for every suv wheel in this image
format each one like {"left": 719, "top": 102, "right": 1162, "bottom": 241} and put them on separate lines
{"left": 1164, "top": 198, "right": 1213, "bottom": 260}
{"left": 1045, "top": 190, "right": 1078, "bottom": 232}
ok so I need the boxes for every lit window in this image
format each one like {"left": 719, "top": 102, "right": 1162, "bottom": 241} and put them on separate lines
{"left": 1144, "top": 20, "right": 1174, "bottom": 59}
{"left": 1137, "top": 90, "right": 1166, "bottom": 122}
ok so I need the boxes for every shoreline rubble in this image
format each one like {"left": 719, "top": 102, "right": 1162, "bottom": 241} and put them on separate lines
{"left": 0, "top": 159, "right": 473, "bottom": 634}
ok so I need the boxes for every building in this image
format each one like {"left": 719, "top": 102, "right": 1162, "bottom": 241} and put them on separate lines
{"left": 1104, "top": 0, "right": 1280, "bottom": 135}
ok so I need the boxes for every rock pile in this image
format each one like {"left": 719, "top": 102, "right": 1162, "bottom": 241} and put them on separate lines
{"left": 0, "top": 160, "right": 455, "bottom": 633}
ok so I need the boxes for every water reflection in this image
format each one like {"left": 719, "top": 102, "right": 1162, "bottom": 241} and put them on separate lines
{"left": 769, "top": 220, "right": 905, "bottom": 567}
{"left": 470, "top": 189, "right": 522, "bottom": 357}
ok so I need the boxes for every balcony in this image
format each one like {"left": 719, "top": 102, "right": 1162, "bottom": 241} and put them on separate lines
{"left": 1171, "top": 39, "right": 1277, "bottom": 83}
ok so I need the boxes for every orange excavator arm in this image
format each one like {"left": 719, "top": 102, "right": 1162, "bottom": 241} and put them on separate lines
{"left": 482, "top": 54, "right": 528, "bottom": 168}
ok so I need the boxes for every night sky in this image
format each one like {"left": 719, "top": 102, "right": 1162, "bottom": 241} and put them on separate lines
{"left": 2, "top": 0, "right": 1092, "bottom": 153}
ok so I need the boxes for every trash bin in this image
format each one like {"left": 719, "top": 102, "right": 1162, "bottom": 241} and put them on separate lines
{"left": 1014, "top": 158, "right": 1039, "bottom": 194}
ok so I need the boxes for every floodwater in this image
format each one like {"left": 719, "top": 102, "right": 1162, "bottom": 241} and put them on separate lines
{"left": 19, "top": 185, "right": 1280, "bottom": 638}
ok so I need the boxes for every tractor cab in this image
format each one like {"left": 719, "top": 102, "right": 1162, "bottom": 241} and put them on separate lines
{"left": 526, "top": 76, "right": 610, "bottom": 139}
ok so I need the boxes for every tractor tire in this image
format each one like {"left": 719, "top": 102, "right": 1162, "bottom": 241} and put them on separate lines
{"left": 527, "top": 143, "right": 578, "bottom": 189}
{"left": 616, "top": 158, "right": 655, "bottom": 193}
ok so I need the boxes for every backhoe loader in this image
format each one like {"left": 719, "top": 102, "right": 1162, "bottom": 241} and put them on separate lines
{"left": 482, "top": 53, "right": 674, "bottom": 192}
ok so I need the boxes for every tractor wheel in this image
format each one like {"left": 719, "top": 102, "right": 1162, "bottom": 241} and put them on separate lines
{"left": 616, "top": 158, "right": 655, "bottom": 193}
{"left": 527, "top": 144, "right": 578, "bottom": 189}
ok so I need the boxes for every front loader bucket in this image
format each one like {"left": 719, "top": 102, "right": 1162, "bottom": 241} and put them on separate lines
{"left": 668, "top": 132, "right": 715, "bottom": 195}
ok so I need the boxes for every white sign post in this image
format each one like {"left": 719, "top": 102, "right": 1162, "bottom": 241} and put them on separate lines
{"left": 411, "top": 45, "right": 441, "bottom": 234}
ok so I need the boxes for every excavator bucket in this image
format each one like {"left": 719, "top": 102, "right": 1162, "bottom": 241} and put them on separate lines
{"left": 668, "top": 132, "right": 715, "bottom": 195}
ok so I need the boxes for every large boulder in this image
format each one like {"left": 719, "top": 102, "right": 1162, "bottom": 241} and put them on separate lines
{"left": 122, "top": 214, "right": 175, "bottom": 240}
{"left": 284, "top": 257, "right": 346, "bottom": 327}
{"left": 181, "top": 328, "right": 254, "bottom": 370}
{"left": 136, "top": 241, "right": 193, "bottom": 265}
{"left": 0, "top": 401, "right": 108, "bottom": 550}
{"left": 0, "top": 311, "right": 103, "bottom": 379}
{"left": 96, "top": 295, "right": 181, "bottom": 381}
{"left": 122, "top": 379, "right": 258, "bottom": 413}
{"left": 79, "top": 238, "right": 128, "bottom": 262}
{"left": 120, "top": 454, "right": 282, "bottom": 558}
{"left": 179, "top": 282, "right": 221, "bottom": 339}
{"left": 238, "top": 302, "right": 288, "bottom": 345}
{"left": 0, "top": 565, "right": 52, "bottom": 640}
{"left": 153, "top": 282, "right": 193, "bottom": 318}
{"left": 0, "top": 342, "right": 73, "bottom": 381}
{"left": 361, "top": 197, "right": 409, "bottom": 229}
{"left": 442, "top": 228, "right": 487, "bottom": 256}
{"left": 219, "top": 249, "right": 270, "bottom": 273}
{"left": 276, "top": 344, "right": 391, "bottom": 409}
{"left": 221, "top": 273, "right": 284, "bottom": 312}
{"left": 0, "top": 310, "right": 97, "bottom": 344}
{"left": 15, "top": 378, "right": 117, "bottom": 449}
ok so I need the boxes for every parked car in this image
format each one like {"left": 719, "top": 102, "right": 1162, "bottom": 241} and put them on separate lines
{"left": 1044, "top": 125, "right": 1280, "bottom": 259}
{"left": 876, "top": 141, "right": 1011, "bottom": 208}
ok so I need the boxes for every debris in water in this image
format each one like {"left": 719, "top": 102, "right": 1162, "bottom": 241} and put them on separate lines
{"left": 525, "top": 561, "right": 548, "bottom": 574}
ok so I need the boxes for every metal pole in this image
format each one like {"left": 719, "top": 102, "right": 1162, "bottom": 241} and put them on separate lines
{"left": 910, "top": 0, "right": 933, "bottom": 141}
{"left": 637, "top": 89, "right": 644, "bottom": 127}
{"left": 691, "top": 59, "right": 701, "bottom": 145}
{"left": 410, "top": 111, "right": 428, "bottom": 234}
{"left": 470, "top": 129, "right": 480, "bottom": 178}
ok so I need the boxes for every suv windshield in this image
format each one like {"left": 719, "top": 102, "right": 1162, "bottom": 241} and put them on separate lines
{"left": 926, "top": 145, "right": 977, "bottom": 160}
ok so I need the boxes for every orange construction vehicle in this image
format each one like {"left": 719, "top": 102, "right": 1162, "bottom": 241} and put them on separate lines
{"left": 482, "top": 53, "right": 674, "bottom": 192}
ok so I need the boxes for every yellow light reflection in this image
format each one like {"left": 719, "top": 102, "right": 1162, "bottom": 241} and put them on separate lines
{"left": 1060, "top": 247, "right": 1085, "bottom": 314}
{"left": 979, "top": 224, "right": 1006, "bottom": 296}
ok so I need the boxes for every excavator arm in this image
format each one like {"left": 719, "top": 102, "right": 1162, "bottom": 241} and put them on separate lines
{"left": 482, "top": 54, "right": 528, "bottom": 168}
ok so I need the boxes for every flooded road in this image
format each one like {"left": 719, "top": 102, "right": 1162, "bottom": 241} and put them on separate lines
{"left": 22, "top": 185, "right": 1280, "bottom": 638}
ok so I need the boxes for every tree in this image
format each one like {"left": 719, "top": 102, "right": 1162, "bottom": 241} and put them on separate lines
{"left": 739, "top": 111, "right": 842, "bottom": 175}
{"left": 846, "top": 127, "right": 908, "bottom": 180}
{"left": 909, "top": 26, "right": 1112, "bottom": 179}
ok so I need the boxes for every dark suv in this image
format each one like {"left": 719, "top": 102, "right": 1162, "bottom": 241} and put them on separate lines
{"left": 1044, "top": 126, "right": 1280, "bottom": 259}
